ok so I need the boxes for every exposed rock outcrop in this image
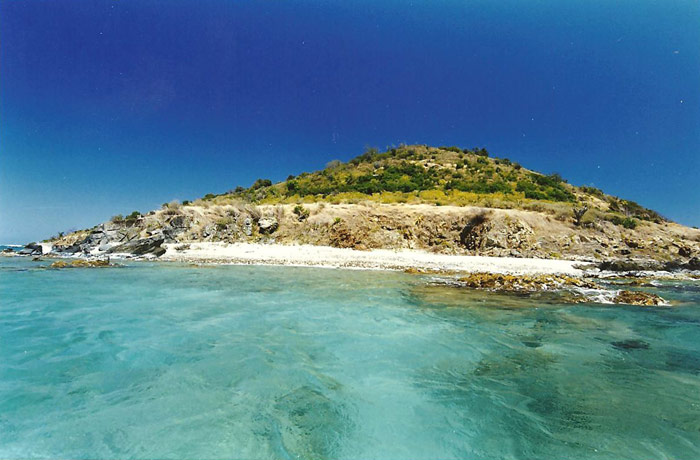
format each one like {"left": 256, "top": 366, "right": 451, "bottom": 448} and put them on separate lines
{"left": 460, "top": 213, "right": 534, "bottom": 253}
{"left": 613, "top": 290, "right": 666, "bottom": 306}
{"left": 457, "top": 272, "right": 599, "bottom": 292}
{"left": 18, "top": 243, "right": 42, "bottom": 256}
{"left": 599, "top": 259, "right": 665, "bottom": 272}
{"left": 50, "top": 259, "right": 111, "bottom": 269}
{"left": 678, "top": 245, "right": 693, "bottom": 257}
{"left": 243, "top": 218, "right": 253, "bottom": 237}
{"left": 108, "top": 235, "right": 165, "bottom": 256}
{"left": 258, "top": 217, "right": 279, "bottom": 234}
{"left": 45, "top": 202, "right": 700, "bottom": 265}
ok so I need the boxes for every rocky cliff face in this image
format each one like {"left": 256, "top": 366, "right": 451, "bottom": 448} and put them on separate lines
{"left": 46, "top": 202, "right": 700, "bottom": 269}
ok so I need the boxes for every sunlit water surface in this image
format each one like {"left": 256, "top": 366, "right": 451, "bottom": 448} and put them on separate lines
{"left": 1, "top": 257, "right": 699, "bottom": 459}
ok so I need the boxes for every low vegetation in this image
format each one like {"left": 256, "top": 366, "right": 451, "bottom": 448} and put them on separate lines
{"left": 194, "top": 144, "right": 664, "bottom": 228}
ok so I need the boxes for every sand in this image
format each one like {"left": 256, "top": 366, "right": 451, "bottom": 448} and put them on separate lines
{"left": 161, "top": 242, "right": 583, "bottom": 275}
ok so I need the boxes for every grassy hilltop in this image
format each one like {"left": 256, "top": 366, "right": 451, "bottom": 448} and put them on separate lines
{"left": 198, "top": 144, "right": 662, "bottom": 230}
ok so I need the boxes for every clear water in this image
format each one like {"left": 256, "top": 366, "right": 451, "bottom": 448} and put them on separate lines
{"left": 1, "top": 257, "right": 699, "bottom": 459}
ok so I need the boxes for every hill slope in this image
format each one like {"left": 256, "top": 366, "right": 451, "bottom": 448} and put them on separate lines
{"left": 205, "top": 144, "right": 664, "bottom": 226}
{"left": 46, "top": 145, "right": 699, "bottom": 266}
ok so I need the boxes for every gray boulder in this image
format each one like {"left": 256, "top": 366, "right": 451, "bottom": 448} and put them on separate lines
{"left": 103, "top": 221, "right": 122, "bottom": 232}
{"left": 168, "top": 215, "right": 189, "bottom": 229}
{"left": 258, "top": 217, "right": 279, "bottom": 234}
{"left": 18, "top": 243, "right": 42, "bottom": 256}
{"left": 60, "top": 244, "right": 82, "bottom": 254}
{"left": 163, "top": 228, "right": 181, "bottom": 243}
{"left": 108, "top": 236, "right": 165, "bottom": 256}
{"left": 599, "top": 259, "right": 664, "bottom": 272}
{"left": 243, "top": 217, "right": 253, "bottom": 236}
{"left": 85, "top": 230, "right": 106, "bottom": 245}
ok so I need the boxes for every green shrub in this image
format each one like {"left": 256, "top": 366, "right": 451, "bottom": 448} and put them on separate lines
{"left": 516, "top": 178, "right": 574, "bottom": 202}
{"left": 293, "top": 205, "right": 310, "bottom": 221}
{"left": 610, "top": 216, "right": 638, "bottom": 229}
{"left": 252, "top": 178, "right": 272, "bottom": 189}
{"left": 215, "top": 218, "right": 232, "bottom": 231}
{"left": 609, "top": 199, "right": 664, "bottom": 222}
{"left": 447, "top": 179, "right": 512, "bottom": 194}
{"left": 581, "top": 186, "right": 605, "bottom": 198}
{"left": 350, "top": 147, "right": 379, "bottom": 165}
{"left": 124, "top": 211, "right": 141, "bottom": 224}
{"left": 286, "top": 180, "right": 298, "bottom": 196}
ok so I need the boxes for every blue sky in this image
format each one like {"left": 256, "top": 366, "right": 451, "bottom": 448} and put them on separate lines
{"left": 1, "top": 0, "right": 698, "bottom": 243}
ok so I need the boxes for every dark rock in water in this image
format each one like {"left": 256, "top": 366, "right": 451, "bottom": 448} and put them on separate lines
{"left": 599, "top": 259, "right": 663, "bottom": 272}
{"left": 612, "top": 339, "right": 650, "bottom": 350}
{"left": 665, "top": 349, "right": 700, "bottom": 375}
{"left": 522, "top": 340, "right": 542, "bottom": 348}
{"left": 613, "top": 290, "right": 666, "bottom": 306}
{"left": 50, "top": 259, "right": 111, "bottom": 269}
{"left": 18, "top": 243, "right": 42, "bottom": 256}
{"left": 1, "top": 248, "right": 15, "bottom": 253}
{"left": 108, "top": 236, "right": 165, "bottom": 256}
{"left": 457, "top": 272, "right": 600, "bottom": 292}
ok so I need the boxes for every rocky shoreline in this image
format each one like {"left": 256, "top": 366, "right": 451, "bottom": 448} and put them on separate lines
{"left": 428, "top": 272, "right": 670, "bottom": 306}
{"left": 5, "top": 239, "right": 696, "bottom": 307}
{"left": 4, "top": 200, "right": 697, "bottom": 308}
{"left": 33, "top": 202, "right": 700, "bottom": 262}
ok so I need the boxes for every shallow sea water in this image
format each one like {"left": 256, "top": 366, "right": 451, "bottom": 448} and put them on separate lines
{"left": 1, "top": 257, "right": 699, "bottom": 459}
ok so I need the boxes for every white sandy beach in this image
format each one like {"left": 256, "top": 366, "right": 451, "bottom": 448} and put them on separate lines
{"left": 161, "top": 242, "right": 583, "bottom": 275}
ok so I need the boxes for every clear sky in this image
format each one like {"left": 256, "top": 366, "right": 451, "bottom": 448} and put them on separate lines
{"left": 1, "top": 0, "right": 698, "bottom": 243}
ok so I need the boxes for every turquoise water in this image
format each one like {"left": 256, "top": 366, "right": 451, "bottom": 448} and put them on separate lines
{"left": 1, "top": 257, "right": 699, "bottom": 459}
